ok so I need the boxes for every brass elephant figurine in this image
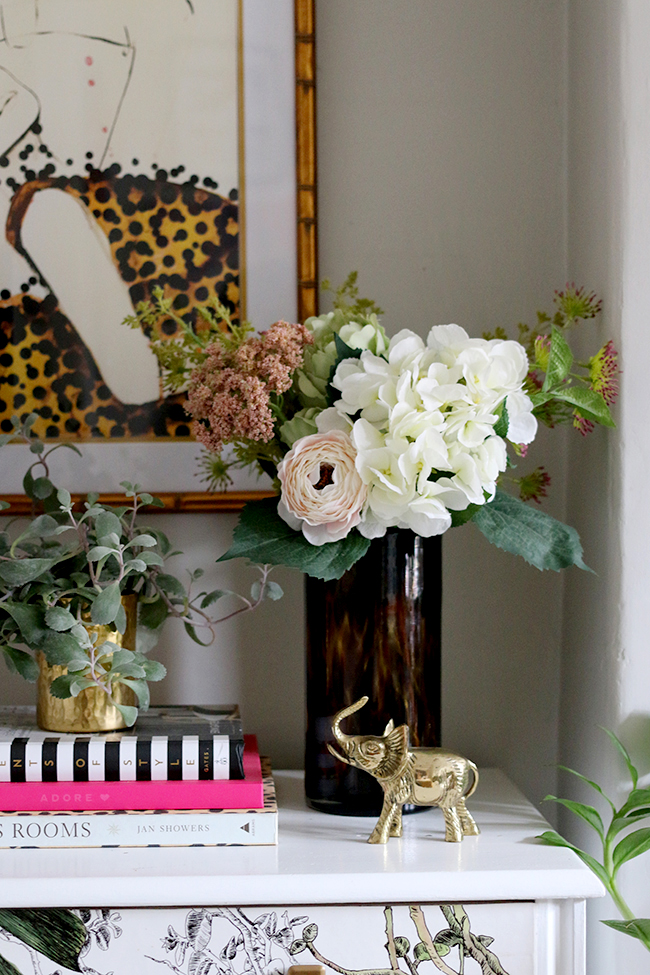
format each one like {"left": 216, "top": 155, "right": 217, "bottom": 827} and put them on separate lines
{"left": 328, "top": 697, "right": 480, "bottom": 844}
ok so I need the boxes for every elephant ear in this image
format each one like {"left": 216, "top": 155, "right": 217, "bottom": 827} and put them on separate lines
{"left": 373, "top": 724, "right": 409, "bottom": 779}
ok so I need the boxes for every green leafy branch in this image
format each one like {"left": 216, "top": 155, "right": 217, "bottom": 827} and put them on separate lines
{"left": 538, "top": 730, "right": 650, "bottom": 952}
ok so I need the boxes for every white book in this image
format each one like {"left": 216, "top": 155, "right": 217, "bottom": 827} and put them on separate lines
{"left": 0, "top": 761, "right": 277, "bottom": 849}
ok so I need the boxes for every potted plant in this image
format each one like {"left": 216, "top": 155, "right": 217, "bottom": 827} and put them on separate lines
{"left": 0, "top": 416, "right": 279, "bottom": 731}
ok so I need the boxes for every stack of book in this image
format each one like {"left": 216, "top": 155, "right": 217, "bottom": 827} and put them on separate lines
{"left": 0, "top": 705, "right": 277, "bottom": 848}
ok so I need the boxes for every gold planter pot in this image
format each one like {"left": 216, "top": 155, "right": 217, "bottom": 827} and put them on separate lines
{"left": 36, "top": 595, "right": 138, "bottom": 733}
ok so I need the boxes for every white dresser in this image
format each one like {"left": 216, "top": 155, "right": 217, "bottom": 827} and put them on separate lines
{"left": 0, "top": 769, "right": 603, "bottom": 975}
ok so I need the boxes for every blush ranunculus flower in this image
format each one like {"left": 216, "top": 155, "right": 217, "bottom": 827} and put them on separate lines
{"left": 277, "top": 431, "right": 368, "bottom": 545}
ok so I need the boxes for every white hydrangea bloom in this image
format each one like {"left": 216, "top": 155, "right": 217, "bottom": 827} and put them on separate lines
{"left": 329, "top": 323, "right": 537, "bottom": 538}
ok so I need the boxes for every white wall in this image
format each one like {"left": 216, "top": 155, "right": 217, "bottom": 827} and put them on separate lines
{"left": 316, "top": 0, "right": 568, "bottom": 807}
{"left": 561, "top": 0, "right": 650, "bottom": 969}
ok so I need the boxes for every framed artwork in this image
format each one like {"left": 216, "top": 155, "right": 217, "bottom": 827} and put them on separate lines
{"left": 0, "top": 0, "right": 317, "bottom": 513}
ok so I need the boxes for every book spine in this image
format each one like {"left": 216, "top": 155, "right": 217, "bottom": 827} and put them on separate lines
{"left": 0, "top": 735, "right": 244, "bottom": 783}
{"left": 0, "top": 736, "right": 262, "bottom": 811}
{"left": 0, "top": 809, "right": 277, "bottom": 848}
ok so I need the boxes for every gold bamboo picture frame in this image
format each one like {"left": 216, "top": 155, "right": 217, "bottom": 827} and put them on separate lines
{"left": 0, "top": 0, "right": 317, "bottom": 516}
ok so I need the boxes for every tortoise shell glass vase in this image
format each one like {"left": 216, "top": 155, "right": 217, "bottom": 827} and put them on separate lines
{"left": 305, "top": 529, "right": 442, "bottom": 815}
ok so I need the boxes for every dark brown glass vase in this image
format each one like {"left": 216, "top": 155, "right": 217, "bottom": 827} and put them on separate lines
{"left": 305, "top": 529, "right": 442, "bottom": 815}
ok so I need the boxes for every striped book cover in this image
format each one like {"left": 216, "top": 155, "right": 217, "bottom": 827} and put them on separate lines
{"left": 0, "top": 705, "right": 244, "bottom": 781}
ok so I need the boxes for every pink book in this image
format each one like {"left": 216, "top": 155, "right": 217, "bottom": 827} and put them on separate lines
{"left": 0, "top": 735, "right": 263, "bottom": 811}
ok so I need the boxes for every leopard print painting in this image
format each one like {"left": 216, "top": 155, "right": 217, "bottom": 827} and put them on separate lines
{"left": 0, "top": 167, "right": 239, "bottom": 440}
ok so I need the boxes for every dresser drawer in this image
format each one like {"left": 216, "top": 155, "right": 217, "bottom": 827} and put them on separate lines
{"left": 0, "top": 902, "right": 545, "bottom": 975}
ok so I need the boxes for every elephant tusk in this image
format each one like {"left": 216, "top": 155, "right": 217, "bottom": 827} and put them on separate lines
{"left": 326, "top": 742, "right": 351, "bottom": 766}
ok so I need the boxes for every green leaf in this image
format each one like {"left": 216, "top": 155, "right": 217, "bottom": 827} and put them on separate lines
{"left": 41, "top": 630, "right": 87, "bottom": 666}
{"left": 0, "top": 908, "right": 86, "bottom": 971}
{"left": 219, "top": 497, "right": 372, "bottom": 580}
{"left": 493, "top": 401, "right": 509, "bottom": 438}
{"left": 87, "top": 546, "right": 117, "bottom": 562}
{"left": 200, "top": 589, "right": 229, "bottom": 609}
{"left": 602, "top": 918, "right": 650, "bottom": 943}
{"left": 551, "top": 385, "right": 615, "bottom": 427}
{"left": 394, "top": 937, "right": 410, "bottom": 958}
{"left": 22, "top": 469, "right": 35, "bottom": 499}
{"left": 69, "top": 677, "right": 96, "bottom": 696}
{"left": 115, "top": 600, "right": 127, "bottom": 635}
{"left": 183, "top": 621, "right": 213, "bottom": 646}
{"left": 56, "top": 488, "right": 71, "bottom": 507}
{"left": 450, "top": 502, "right": 482, "bottom": 527}
{"left": 537, "top": 829, "right": 572, "bottom": 848}
{"left": 120, "top": 678, "right": 149, "bottom": 708}
{"left": 543, "top": 796, "right": 604, "bottom": 839}
{"left": 602, "top": 728, "right": 639, "bottom": 789}
{"left": 65, "top": 656, "right": 92, "bottom": 674}
{"left": 128, "top": 534, "right": 156, "bottom": 548}
{"left": 536, "top": 829, "right": 609, "bottom": 887}
{"left": 414, "top": 943, "right": 431, "bottom": 962}
{"left": 557, "top": 764, "right": 616, "bottom": 813}
{"left": 44, "top": 606, "right": 76, "bottom": 632}
{"left": 0, "top": 557, "right": 62, "bottom": 585}
{"left": 13, "top": 514, "right": 58, "bottom": 544}
{"left": 95, "top": 510, "right": 123, "bottom": 540}
{"left": 473, "top": 490, "right": 590, "bottom": 571}
{"left": 265, "top": 581, "right": 284, "bottom": 600}
{"left": 142, "top": 659, "right": 167, "bottom": 681}
{"left": 2, "top": 602, "right": 47, "bottom": 646}
{"left": 124, "top": 558, "right": 147, "bottom": 574}
{"left": 105, "top": 648, "right": 136, "bottom": 670}
{"left": 90, "top": 584, "right": 122, "bottom": 625}
{"left": 136, "top": 550, "right": 165, "bottom": 567}
{"left": 48, "top": 674, "right": 76, "bottom": 699}
{"left": 32, "top": 477, "right": 54, "bottom": 500}
{"left": 612, "top": 828, "right": 650, "bottom": 874}
{"left": 542, "top": 325, "right": 573, "bottom": 391}
{"left": 115, "top": 703, "right": 138, "bottom": 727}
{"left": 1, "top": 646, "right": 38, "bottom": 681}
{"left": 138, "top": 597, "right": 169, "bottom": 630}
{"left": 155, "top": 573, "right": 188, "bottom": 600}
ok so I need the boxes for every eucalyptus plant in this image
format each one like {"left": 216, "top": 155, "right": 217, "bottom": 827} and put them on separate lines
{"left": 538, "top": 730, "right": 650, "bottom": 953}
{"left": 0, "top": 415, "right": 280, "bottom": 726}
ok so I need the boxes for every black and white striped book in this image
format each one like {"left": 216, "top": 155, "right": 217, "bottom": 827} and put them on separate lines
{"left": 0, "top": 705, "right": 244, "bottom": 782}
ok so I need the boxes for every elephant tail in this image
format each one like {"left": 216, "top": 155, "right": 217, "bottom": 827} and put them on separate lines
{"left": 465, "top": 761, "right": 479, "bottom": 799}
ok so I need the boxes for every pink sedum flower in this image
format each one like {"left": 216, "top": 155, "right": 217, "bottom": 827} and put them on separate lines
{"left": 277, "top": 431, "right": 368, "bottom": 545}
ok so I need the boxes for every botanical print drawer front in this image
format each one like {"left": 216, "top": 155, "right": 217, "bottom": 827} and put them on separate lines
{"left": 0, "top": 902, "right": 535, "bottom": 975}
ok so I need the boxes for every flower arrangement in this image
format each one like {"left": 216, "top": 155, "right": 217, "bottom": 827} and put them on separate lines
{"left": 128, "top": 275, "right": 617, "bottom": 581}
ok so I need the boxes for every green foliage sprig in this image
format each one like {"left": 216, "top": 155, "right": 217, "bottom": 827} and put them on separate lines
{"left": 538, "top": 730, "right": 650, "bottom": 952}
{"left": 486, "top": 285, "right": 616, "bottom": 435}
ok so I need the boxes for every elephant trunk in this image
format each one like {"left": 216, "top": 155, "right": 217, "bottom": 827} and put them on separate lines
{"left": 331, "top": 695, "right": 369, "bottom": 747}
